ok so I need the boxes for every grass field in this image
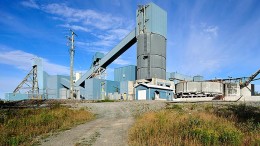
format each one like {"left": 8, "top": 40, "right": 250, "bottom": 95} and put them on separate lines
{"left": 128, "top": 103, "right": 260, "bottom": 146}
{"left": 0, "top": 103, "right": 94, "bottom": 146}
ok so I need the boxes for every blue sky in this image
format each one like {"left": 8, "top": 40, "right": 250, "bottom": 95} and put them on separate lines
{"left": 0, "top": 0, "right": 260, "bottom": 98}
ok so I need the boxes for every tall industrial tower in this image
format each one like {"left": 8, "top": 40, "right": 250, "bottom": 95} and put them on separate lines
{"left": 136, "top": 3, "right": 167, "bottom": 80}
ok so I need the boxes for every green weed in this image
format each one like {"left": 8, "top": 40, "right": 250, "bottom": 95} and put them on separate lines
{"left": 0, "top": 106, "right": 94, "bottom": 146}
{"left": 166, "top": 104, "right": 183, "bottom": 111}
{"left": 129, "top": 103, "right": 260, "bottom": 146}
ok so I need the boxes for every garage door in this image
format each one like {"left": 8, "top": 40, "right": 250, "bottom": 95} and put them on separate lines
{"left": 138, "top": 90, "right": 146, "bottom": 100}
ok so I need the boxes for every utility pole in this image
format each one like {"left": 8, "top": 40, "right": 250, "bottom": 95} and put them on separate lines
{"left": 67, "top": 29, "right": 77, "bottom": 99}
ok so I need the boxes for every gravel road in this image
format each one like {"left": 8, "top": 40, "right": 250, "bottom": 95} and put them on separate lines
{"left": 40, "top": 101, "right": 166, "bottom": 146}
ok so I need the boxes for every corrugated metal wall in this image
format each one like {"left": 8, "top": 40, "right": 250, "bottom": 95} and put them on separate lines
{"left": 119, "top": 81, "right": 135, "bottom": 100}
{"left": 114, "top": 65, "right": 136, "bottom": 82}
{"left": 47, "top": 75, "right": 70, "bottom": 99}
{"left": 136, "top": 2, "right": 167, "bottom": 38}
{"left": 135, "top": 85, "right": 173, "bottom": 100}
{"left": 137, "top": 33, "right": 166, "bottom": 80}
{"left": 79, "top": 78, "right": 120, "bottom": 100}
{"left": 136, "top": 2, "right": 167, "bottom": 80}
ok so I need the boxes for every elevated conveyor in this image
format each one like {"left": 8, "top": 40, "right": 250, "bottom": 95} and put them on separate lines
{"left": 75, "top": 29, "right": 137, "bottom": 87}
{"left": 240, "top": 68, "right": 260, "bottom": 88}
{"left": 60, "top": 78, "right": 70, "bottom": 89}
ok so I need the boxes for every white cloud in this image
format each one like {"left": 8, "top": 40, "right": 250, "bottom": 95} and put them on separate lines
{"left": 21, "top": 0, "right": 39, "bottom": 9}
{"left": 89, "top": 29, "right": 131, "bottom": 48}
{"left": 113, "top": 57, "right": 131, "bottom": 66}
{"left": 42, "top": 3, "right": 127, "bottom": 30}
{"left": 19, "top": 2, "right": 135, "bottom": 74}
{"left": 0, "top": 49, "right": 35, "bottom": 70}
{"left": 95, "top": 29, "right": 130, "bottom": 41}
{"left": 0, "top": 48, "right": 69, "bottom": 75}
{"left": 174, "top": 23, "right": 224, "bottom": 76}
{"left": 109, "top": 29, "right": 130, "bottom": 40}
{"left": 42, "top": 60, "right": 69, "bottom": 75}
{"left": 0, "top": 77, "right": 22, "bottom": 99}
{"left": 76, "top": 41, "right": 109, "bottom": 54}
{"left": 59, "top": 24, "right": 90, "bottom": 32}
{"left": 42, "top": 3, "right": 133, "bottom": 56}
{"left": 203, "top": 25, "right": 218, "bottom": 37}
{"left": 19, "top": 2, "right": 134, "bottom": 67}
{"left": 76, "top": 28, "right": 131, "bottom": 53}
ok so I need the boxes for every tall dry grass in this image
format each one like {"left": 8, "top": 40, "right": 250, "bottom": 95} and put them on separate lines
{"left": 0, "top": 105, "right": 94, "bottom": 146}
{"left": 128, "top": 104, "right": 260, "bottom": 146}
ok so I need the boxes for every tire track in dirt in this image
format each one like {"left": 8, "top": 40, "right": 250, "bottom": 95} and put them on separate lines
{"left": 40, "top": 101, "right": 165, "bottom": 146}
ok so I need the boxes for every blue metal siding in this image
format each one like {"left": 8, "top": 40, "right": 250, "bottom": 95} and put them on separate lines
{"left": 43, "top": 71, "right": 49, "bottom": 91}
{"left": 92, "top": 78, "right": 101, "bottom": 100}
{"left": 46, "top": 75, "right": 70, "bottom": 99}
{"left": 114, "top": 65, "right": 136, "bottom": 82}
{"left": 83, "top": 78, "right": 101, "bottom": 100}
{"left": 32, "top": 58, "right": 44, "bottom": 91}
{"left": 149, "top": 88, "right": 172, "bottom": 100}
{"left": 5, "top": 93, "right": 29, "bottom": 101}
{"left": 147, "top": 3, "right": 167, "bottom": 37}
{"left": 135, "top": 85, "right": 148, "bottom": 100}
{"left": 136, "top": 2, "right": 167, "bottom": 38}
{"left": 120, "top": 81, "right": 128, "bottom": 94}
{"left": 135, "top": 84, "right": 173, "bottom": 100}
{"left": 80, "top": 79, "right": 119, "bottom": 100}
{"left": 57, "top": 75, "right": 70, "bottom": 98}
{"left": 47, "top": 75, "right": 58, "bottom": 99}
{"left": 106, "top": 80, "right": 120, "bottom": 94}
{"left": 84, "top": 79, "right": 95, "bottom": 100}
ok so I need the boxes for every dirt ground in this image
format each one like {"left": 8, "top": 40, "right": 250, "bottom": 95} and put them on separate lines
{"left": 39, "top": 101, "right": 166, "bottom": 146}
